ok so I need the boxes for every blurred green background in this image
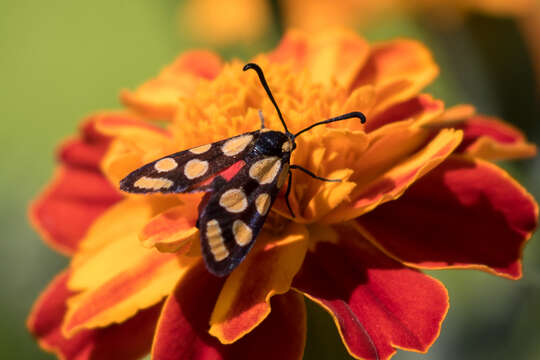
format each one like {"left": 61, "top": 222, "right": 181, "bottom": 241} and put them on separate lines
{"left": 1, "top": 0, "right": 538, "bottom": 359}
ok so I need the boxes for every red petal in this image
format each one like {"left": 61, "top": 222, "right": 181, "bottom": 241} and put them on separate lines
{"left": 58, "top": 118, "right": 112, "bottom": 168}
{"left": 29, "top": 116, "right": 124, "bottom": 255}
{"left": 152, "top": 264, "right": 306, "bottom": 360}
{"left": 294, "top": 227, "right": 449, "bottom": 360}
{"left": 30, "top": 167, "right": 122, "bottom": 255}
{"left": 27, "top": 270, "right": 161, "bottom": 360}
{"left": 366, "top": 94, "right": 444, "bottom": 132}
{"left": 357, "top": 155, "right": 539, "bottom": 279}
{"left": 456, "top": 115, "right": 537, "bottom": 160}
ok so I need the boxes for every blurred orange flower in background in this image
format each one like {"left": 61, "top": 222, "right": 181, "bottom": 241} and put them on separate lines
{"left": 28, "top": 29, "right": 537, "bottom": 360}
{"left": 181, "top": 0, "right": 272, "bottom": 45}
{"left": 180, "top": 0, "right": 538, "bottom": 45}
{"left": 282, "top": 0, "right": 536, "bottom": 31}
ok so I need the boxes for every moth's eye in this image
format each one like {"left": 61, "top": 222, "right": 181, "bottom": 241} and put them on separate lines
{"left": 281, "top": 141, "right": 292, "bottom": 153}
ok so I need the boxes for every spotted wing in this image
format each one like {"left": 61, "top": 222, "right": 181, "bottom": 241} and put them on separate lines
{"left": 199, "top": 154, "right": 290, "bottom": 276}
{"left": 119, "top": 131, "right": 260, "bottom": 194}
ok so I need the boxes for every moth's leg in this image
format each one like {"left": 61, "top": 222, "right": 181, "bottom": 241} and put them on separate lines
{"left": 284, "top": 170, "right": 295, "bottom": 218}
{"left": 258, "top": 109, "right": 265, "bottom": 129}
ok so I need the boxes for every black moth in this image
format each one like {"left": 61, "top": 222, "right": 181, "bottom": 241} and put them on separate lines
{"left": 119, "top": 63, "right": 366, "bottom": 276}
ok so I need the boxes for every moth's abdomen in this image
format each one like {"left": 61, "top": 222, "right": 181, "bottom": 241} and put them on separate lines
{"left": 199, "top": 154, "right": 290, "bottom": 276}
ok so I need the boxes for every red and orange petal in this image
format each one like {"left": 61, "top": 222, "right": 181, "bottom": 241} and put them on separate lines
{"left": 29, "top": 116, "right": 123, "bottom": 255}
{"left": 323, "top": 127, "right": 463, "bottom": 223}
{"left": 351, "top": 39, "right": 439, "bottom": 114}
{"left": 456, "top": 115, "right": 537, "bottom": 160}
{"left": 139, "top": 198, "right": 201, "bottom": 252}
{"left": 209, "top": 222, "right": 308, "bottom": 343}
{"left": 268, "top": 29, "right": 439, "bottom": 113}
{"left": 63, "top": 252, "right": 193, "bottom": 337}
{"left": 366, "top": 94, "right": 444, "bottom": 132}
{"left": 356, "top": 156, "right": 538, "bottom": 279}
{"left": 63, "top": 197, "right": 191, "bottom": 335}
{"left": 121, "top": 51, "right": 222, "bottom": 120}
{"left": 27, "top": 270, "right": 162, "bottom": 360}
{"left": 293, "top": 225, "right": 449, "bottom": 360}
{"left": 152, "top": 264, "right": 306, "bottom": 360}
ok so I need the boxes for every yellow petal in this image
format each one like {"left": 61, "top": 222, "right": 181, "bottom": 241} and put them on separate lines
{"left": 69, "top": 197, "right": 180, "bottom": 291}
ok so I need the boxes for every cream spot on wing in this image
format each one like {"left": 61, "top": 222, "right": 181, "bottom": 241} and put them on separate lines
{"left": 154, "top": 157, "right": 178, "bottom": 172}
{"left": 276, "top": 163, "right": 289, "bottom": 188}
{"left": 249, "top": 157, "right": 281, "bottom": 184}
{"left": 189, "top": 144, "right": 212, "bottom": 154}
{"left": 184, "top": 159, "right": 209, "bottom": 179}
{"left": 222, "top": 134, "right": 253, "bottom": 156}
{"left": 281, "top": 140, "right": 292, "bottom": 153}
{"left": 219, "top": 188, "right": 248, "bottom": 213}
{"left": 255, "top": 193, "right": 271, "bottom": 216}
{"left": 206, "top": 220, "right": 229, "bottom": 261}
{"left": 233, "top": 220, "right": 252, "bottom": 246}
{"left": 134, "top": 176, "right": 174, "bottom": 190}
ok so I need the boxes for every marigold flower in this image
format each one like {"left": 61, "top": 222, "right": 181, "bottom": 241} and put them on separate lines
{"left": 28, "top": 29, "right": 538, "bottom": 360}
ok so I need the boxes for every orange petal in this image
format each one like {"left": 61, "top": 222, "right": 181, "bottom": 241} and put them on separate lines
{"left": 209, "top": 222, "right": 308, "bottom": 343}
{"left": 96, "top": 116, "right": 177, "bottom": 185}
{"left": 324, "top": 126, "right": 463, "bottom": 223}
{"left": 63, "top": 197, "right": 188, "bottom": 335}
{"left": 27, "top": 270, "right": 161, "bottom": 360}
{"left": 356, "top": 155, "right": 539, "bottom": 279}
{"left": 121, "top": 51, "right": 222, "bottom": 119}
{"left": 95, "top": 113, "right": 170, "bottom": 139}
{"left": 139, "top": 197, "right": 201, "bottom": 252}
{"left": 457, "top": 115, "right": 537, "bottom": 160}
{"left": 269, "top": 29, "right": 370, "bottom": 89}
{"left": 353, "top": 39, "right": 439, "bottom": 114}
{"left": 152, "top": 263, "right": 306, "bottom": 360}
{"left": 69, "top": 196, "right": 179, "bottom": 277}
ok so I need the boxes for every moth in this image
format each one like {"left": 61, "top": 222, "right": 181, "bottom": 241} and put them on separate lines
{"left": 119, "top": 63, "right": 366, "bottom": 276}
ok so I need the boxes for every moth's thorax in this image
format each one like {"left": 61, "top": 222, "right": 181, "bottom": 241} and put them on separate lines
{"left": 254, "top": 130, "right": 294, "bottom": 156}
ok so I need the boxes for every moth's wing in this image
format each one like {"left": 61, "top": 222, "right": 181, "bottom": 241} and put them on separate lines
{"left": 198, "top": 154, "right": 290, "bottom": 276}
{"left": 119, "top": 131, "right": 260, "bottom": 194}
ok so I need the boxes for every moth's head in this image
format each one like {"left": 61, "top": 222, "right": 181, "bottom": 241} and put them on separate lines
{"left": 256, "top": 130, "right": 295, "bottom": 156}
{"left": 286, "top": 132, "right": 297, "bottom": 152}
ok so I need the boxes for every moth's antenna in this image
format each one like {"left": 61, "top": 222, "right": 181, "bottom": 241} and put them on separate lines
{"left": 294, "top": 112, "right": 366, "bottom": 138}
{"left": 243, "top": 63, "right": 289, "bottom": 133}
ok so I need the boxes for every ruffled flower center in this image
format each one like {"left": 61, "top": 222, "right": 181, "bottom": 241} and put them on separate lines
{"left": 170, "top": 59, "right": 372, "bottom": 222}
